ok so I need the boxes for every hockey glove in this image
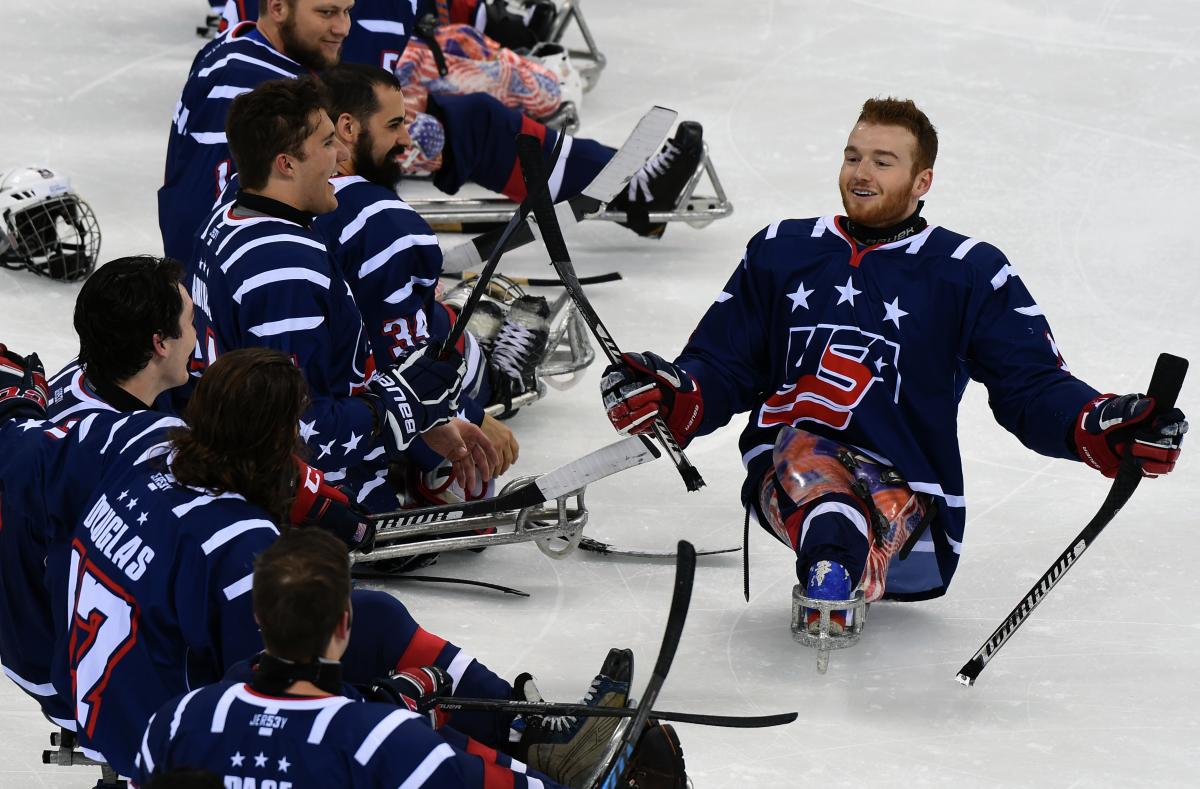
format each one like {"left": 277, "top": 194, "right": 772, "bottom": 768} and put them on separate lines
{"left": 0, "top": 344, "right": 48, "bottom": 423}
{"left": 366, "top": 666, "right": 452, "bottom": 729}
{"left": 601, "top": 351, "right": 703, "bottom": 447}
{"left": 1074, "top": 393, "right": 1188, "bottom": 478}
{"left": 290, "top": 459, "right": 376, "bottom": 552}
{"left": 366, "top": 343, "right": 467, "bottom": 456}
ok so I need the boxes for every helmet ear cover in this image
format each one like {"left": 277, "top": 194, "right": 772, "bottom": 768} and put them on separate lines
{"left": 0, "top": 167, "right": 101, "bottom": 282}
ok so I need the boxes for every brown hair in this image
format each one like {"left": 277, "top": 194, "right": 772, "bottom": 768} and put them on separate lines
{"left": 170, "top": 348, "right": 309, "bottom": 522}
{"left": 226, "top": 76, "right": 330, "bottom": 190}
{"left": 857, "top": 97, "right": 938, "bottom": 174}
{"left": 253, "top": 527, "right": 351, "bottom": 663}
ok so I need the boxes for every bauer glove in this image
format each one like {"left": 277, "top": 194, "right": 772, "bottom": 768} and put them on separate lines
{"left": 365, "top": 343, "right": 466, "bottom": 456}
{"left": 601, "top": 351, "right": 703, "bottom": 446}
{"left": 366, "top": 666, "right": 452, "bottom": 729}
{"left": 289, "top": 459, "right": 376, "bottom": 552}
{"left": 1073, "top": 393, "right": 1187, "bottom": 478}
{"left": 0, "top": 344, "right": 48, "bottom": 423}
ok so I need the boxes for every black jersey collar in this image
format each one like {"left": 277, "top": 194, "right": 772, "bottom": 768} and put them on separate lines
{"left": 841, "top": 201, "right": 928, "bottom": 246}
{"left": 235, "top": 190, "right": 315, "bottom": 228}
{"left": 86, "top": 371, "right": 151, "bottom": 412}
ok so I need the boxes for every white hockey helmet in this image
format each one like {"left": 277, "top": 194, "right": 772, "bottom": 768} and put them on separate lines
{"left": 0, "top": 166, "right": 100, "bottom": 282}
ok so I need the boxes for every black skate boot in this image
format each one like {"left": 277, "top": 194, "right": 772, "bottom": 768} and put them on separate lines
{"left": 625, "top": 721, "right": 688, "bottom": 789}
{"left": 608, "top": 121, "right": 704, "bottom": 239}
{"left": 520, "top": 647, "right": 634, "bottom": 786}
{"left": 488, "top": 294, "right": 551, "bottom": 416}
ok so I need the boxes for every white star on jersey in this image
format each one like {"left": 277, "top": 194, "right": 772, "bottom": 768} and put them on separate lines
{"left": 230, "top": 752, "right": 245, "bottom": 767}
{"left": 883, "top": 297, "right": 908, "bottom": 328}
{"left": 342, "top": 431, "right": 362, "bottom": 453}
{"left": 254, "top": 752, "right": 268, "bottom": 768}
{"left": 835, "top": 276, "right": 861, "bottom": 306}
{"left": 137, "top": 512, "right": 148, "bottom": 525}
{"left": 318, "top": 439, "right": 334, "bottom": 459}
{"left": 299, "top": 419, "right": 318, "bottom": 442}
{"left": 787, "top": 282, "right": 814, "bottom": 311}
{"left": 278, "top": 756, "right": 291, "bottom": 772}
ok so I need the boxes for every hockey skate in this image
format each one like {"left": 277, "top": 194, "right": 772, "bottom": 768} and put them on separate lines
{"left": 521, "top": 648, "right": 633, "bottom": 786}
{"left": 606, "top": 121, "right": 705, "bottom": 239}
{"left": 791, "top": 560, "right": 868, "bottom": 674}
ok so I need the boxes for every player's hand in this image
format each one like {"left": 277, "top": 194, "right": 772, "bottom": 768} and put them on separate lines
{"left": 367, "top": 343, "right": 467, "bottom": 455}
{"left": 479, "top": 413, "right": 519, "bottom": 476}
{"left": 601, "top": 351, "right": 703, "bottom": 446}
{"left": 1074, "top": 393, "right": 1187, "bottom": 478}
{"left": 422, "top": 418, "right": 499, "bottom": 495}
{"left": 0, "top": 343, "right": 49, "bottom": 423}
{"left": 290, "top": 459, "right": 376, "bottom": 552}
{"left": 366, "top": 666, "right": 452, "bottom": 729}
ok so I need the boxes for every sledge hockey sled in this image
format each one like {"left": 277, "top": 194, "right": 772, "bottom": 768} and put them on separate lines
{"left": 354, "top": 436, "right": 659, "bottom": 564}
{"left": 548, "top": 0, "right": 607, "bottom": 93}
{"left": 791, "top": 585, "right": 869, "bottom": 674}
{"left": 42, "top": 728, "right": 126, "bottom": 788}
{"left": 405, "top": 144, "right": 732, "bottom": 232}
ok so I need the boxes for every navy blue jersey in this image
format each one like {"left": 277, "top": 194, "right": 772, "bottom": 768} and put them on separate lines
{"left": 186, "top": 189, "right": 384, "bottom": 482}
{"left": 678, "top": 216, "right": 1100, "bottom": 600}
{"left": 135, "top": 680, "right": 559, "bottom": 789}
{"left": 159, "top": 24, "right": 308, "bottom": 262}
{"left": 315, "top": 176, "right": 486, "bottom": 425}
{"left": 221, "top": 0, "right": 418, "bottom": 70}
{"left": 45, "top": 359, "right": 119, "bottom": 421}
{"left": 0, "top": 411, "right": 182, "bottom": 731}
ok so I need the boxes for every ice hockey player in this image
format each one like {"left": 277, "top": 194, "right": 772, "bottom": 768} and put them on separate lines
{"left": 160, "top": 0, "right": 705, "bottom": 261}
{"left": 5, "top": 348, "right": 503, "bottom": 776}
{"left": 188, "top": 76, "right": 495, "bottom": 510}
{"left": 600, "top": 97, "right": 1188, "bottom": 643}
{"left": 43, "top": 256, "right": 195, "bottom": 420}
{"left": 316, "top": 62, "right": 534, "bottom": 493}
{"left": 135, "top": 526, "right": 687, "bottom": 788}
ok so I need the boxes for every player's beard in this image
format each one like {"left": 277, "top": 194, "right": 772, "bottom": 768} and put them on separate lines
{"left": 839, "top": 176, "right": 916, "bottom": 229}
{"left": 355, "top": 130, "right": 406, "bottom": 188}
{"left": 280, "top": 16, "right": 340, "bottom": 72}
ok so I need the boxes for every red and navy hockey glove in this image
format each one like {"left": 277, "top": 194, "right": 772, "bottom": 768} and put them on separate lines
{"left": 366, "top": 666, "right": 452, "bottom": 729}
{"left": 290, "top": 459, "right": 376, "bottom": 552}
{"left": 0, "top": 344, "right": 48, "bottom": 423}
{"left": 1074, "top": 393, "right": 1188, "bottom": 478}
{"left": 601, "top": 351, "right": 703, "bottom": 447}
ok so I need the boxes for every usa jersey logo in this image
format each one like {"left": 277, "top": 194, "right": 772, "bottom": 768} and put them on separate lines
{"left": 758, "top": 324, "right": 901, "bottom": 431}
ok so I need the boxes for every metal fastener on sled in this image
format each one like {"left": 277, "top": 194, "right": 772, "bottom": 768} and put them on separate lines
{"left": 791, "top": 585, "right": 869, "bottom": 674}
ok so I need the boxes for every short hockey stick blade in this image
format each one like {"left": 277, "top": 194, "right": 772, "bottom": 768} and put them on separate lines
{"left": 578, "top": 537, "right": 739, "bottom": 559}
{"left": 588, "top": 541, "right": 696, "bottom": 789}
{"left": 440, "top": 131, "right": 564, "bottom": 354}
{"left": 515, "top": 134, "right": 706, "bottom": 492}
{"left": 956, "top": 352, "right": 1188, "bottom": 687}
{"left": 440, "top": 106, "right": 676, "bottom": 274}
{"left": 369, "top": 436, "right": 658, "bottom": 530}
{"left": 431, "top": 697, "right": 795, "bottom": 729}
{"left": 443, "top": 270, "right": 623, "bottom": 287}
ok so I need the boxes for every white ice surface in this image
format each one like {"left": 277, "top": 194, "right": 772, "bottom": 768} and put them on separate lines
{"left": 1, "top": 1, "right": 1199, "bottom": 786}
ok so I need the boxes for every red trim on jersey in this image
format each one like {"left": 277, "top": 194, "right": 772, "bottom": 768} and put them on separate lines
{"left": 500, "top": 117, "right": 550, "bottom": 202}
{"left": 831, "top": 216, "right": 885, "bottom": 268}
{"left": 395, "top": 627, "right": 448, "bottom": 671}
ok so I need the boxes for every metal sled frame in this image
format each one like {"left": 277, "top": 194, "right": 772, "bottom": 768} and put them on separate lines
{"left": 353, "top": 476, "right": 589, "bottom": 564}
{"left": 791, "top": 585, "right": 869, "bottom": 674}
{"left": 404, "top": 145, "right": 732, "bottom": 229}
{"left": 43, "top": 728, "right": 126, "bottom": 787}
{"left": 549, "top": 0, "right": 607, "bottom": 92}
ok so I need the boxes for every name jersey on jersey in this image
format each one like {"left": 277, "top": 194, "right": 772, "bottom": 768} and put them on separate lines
{"left": 136, "top": 679, "right": 560, "bottom": 789}
{"left": 678, "top": 216, "right": 1100, "bottom": 600}
{"left": 0, "top": 411, "right": 182, "bottom": 730}
{"left": 159, "top": 24, "right": 308, "bottom": 262}
{"left": 187, "top": 185, "right": 382, "bottom": 482}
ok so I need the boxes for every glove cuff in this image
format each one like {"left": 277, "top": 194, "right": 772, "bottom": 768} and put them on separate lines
{"left": 1073, "top": 395, "right": 1121, "bottom": 478}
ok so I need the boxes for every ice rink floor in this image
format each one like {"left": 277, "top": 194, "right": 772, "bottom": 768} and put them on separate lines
{"left": 1, "top": 1, "right": 1198, "bottom": 786}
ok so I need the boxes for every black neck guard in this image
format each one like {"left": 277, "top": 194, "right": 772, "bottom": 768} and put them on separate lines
{"left": 250, "top": 651, "right": 344, "bottom": 696}
{"left": 85, "top": 372, "right": 151, "bottom": 413}
{"left": 842, "top": 201, "right": 928, "bottom": 246}
{"left": 235, "top": 190, "right": 315, "bottom": 228}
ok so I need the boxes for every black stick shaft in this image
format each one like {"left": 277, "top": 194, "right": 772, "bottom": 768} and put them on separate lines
{"left": 956, "top": 353, "right": 1188, "bottom": 686}
{"left": 432, "top": 697, "right": 796, "bottom": 729}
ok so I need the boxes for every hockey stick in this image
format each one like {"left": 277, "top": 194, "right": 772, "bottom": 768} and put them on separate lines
{"left": 440, "top": 131, "right": 565, "bottom": 354}
{"left": 955, "top": 352, "right": 1188, "bottom": 687}
{"left": 516, "top": 135, "right": 706, "bottom": 492}
{"left": 368, "top": 435, "right": 659, "bottom": 530}
{"left": 441, "top": 106, "right": 678, "bottom": 275}
{"left": 349, "top": 570, "right": 530, "bottom": 597}
{"left": 432, "top": 697, "right": 795, "bottom": 729}
{"left": 578, "top": 537, "right": 738, "bottom": 559}
{"left": 443, "top": 270, "right": 623, "bottom": 287}
{"left": 586, "top": 541, "right": 695, "bottom": 789}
